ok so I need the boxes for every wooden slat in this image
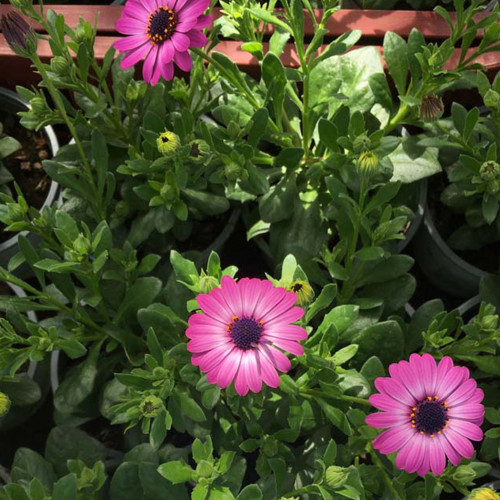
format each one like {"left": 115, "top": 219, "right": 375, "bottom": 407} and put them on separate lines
{"left": 1, "top": 5, "right": 487, "bottom": 40}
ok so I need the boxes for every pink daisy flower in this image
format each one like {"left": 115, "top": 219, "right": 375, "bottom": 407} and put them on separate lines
{"left": 186, "top": 276, "right": 307, "bottom": 396}
{"left": 114, "top": 0, "right": 211, "bottom": 85}
{"left": 366, "top": 353, "right": 485, "bottom": 477}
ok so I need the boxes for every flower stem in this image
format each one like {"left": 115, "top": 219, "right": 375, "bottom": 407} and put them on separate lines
{"left": 300, "top": 388, "right": 372, "bottom": 407}
{"left": 368, "top": 443, "right": 403, "bottom": 500}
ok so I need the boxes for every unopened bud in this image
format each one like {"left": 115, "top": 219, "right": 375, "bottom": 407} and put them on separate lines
{"left": 0, "top": 392, "right": 11, "bottom": 417}
{"left": 287, "top": 280, "right": 314, "bottom": 307}
{"left": 452, "top": 464, "right": 476, "bottom": 484}
{"left": 0, "top": 11, "right": 37, "bottom": 58}
{"left": 50, "top": 56, "right": 69, "bottom": 75}
{"left": 199, "top": 276, "right": 219, "bottom": 294}
{"left": 358, "top": 151, "right": 379, "bottom": 174}
{"left": 420, "top": 94, "right": 444, "bottom": 122}
{"left": 484, "top": 89, "right": 500, "bottom": 109}
{"left": 157, "top": 131, "right": 180, "bottom": 155}
{"left": 353, "top": 134, "right": 371, "bottom": 153}
{"left": 140, "top": 395, "right": 163, "bottom": 417}
{"left": 480, "top": 161, "right": 500, "bottom": 182}
{"left": 325, "top": 466, "right": 348, "bottom": 489}
{"left": 481, "top": 314, "right": 498, "bottom": 330}
{"left": 30, "top": 96, "right": 46, "bottom": 114}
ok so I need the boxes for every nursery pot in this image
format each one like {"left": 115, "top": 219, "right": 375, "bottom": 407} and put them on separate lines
{"left": 413, "top": 201, "right": 486, "bottom": 299}
{"left": 0, "top": 282, "right": 50, "bottom": 431}
{"left": 0, "top": 87, "right": 59, "bottom": 276}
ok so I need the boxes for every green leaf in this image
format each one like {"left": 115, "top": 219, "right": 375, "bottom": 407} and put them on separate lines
{"left": 259, "top": 175, "right": 297, "bottom": 224}
{"left": 11, "top": 448, "right": 55, "bottom": 491}
{"left": 182, "top": 189, "right": 229, "bottom": 216}
{"left": 236, "top": 485, "right": 263, "bottom": 500}
{"left": 0, "top": 375, "right": 41, "bottom": 407}
{"left": 482, "top": 195, "right": 499, "bottom": 225}
{"left": 369, "top": 73, "right": 393, "bottom": 111}
{"left": 246, "top": 8, "right": 292, "bottom": 33}
{"left": 178, "top": 392, "right": 206, "bottom": 422}
{"left": 383, "top": 31, "right": 408, "bottom": 94}
{"left": 305, "top": 284, "right": 337, "bottom": 323}
{"left": 0, "top": 136, "right": 22, "bottom": 160}
{"left": 115, "top": 277, "right": 162, "bottom": 323}
{"left": 455, "top": 355, "right": 500, "bottom": 375}
{"left": 332, "top": 345, "right": 359, "bottom": 365}
{"left": 52, "top": 474, "right": 77, "bottom": 500}
{"left": 354, "top": 247, "right": 386, "bottom": 261}
{"left": 157, "top": 461, "right": 194, "bottom": 484}
{"left": 317, "top": 399, "right": 352, "bottom": 435}
{"left": 91, "top": 129, "right": 108, "bottom": 194}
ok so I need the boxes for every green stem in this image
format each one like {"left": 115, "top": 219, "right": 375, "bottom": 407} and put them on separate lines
{"left": 300, "top": 388, "right": 372, "bottom": 407}
{"left": 385, "top": 103, "right": 409, "bottom": 134}
{"left": 368, "top": 443, "right": 403, "bottom": 500}
{"left": 302, "top": 70, "right": 311, "bottom": 158}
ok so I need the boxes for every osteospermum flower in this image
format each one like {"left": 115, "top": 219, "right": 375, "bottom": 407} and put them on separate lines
{"left": 186, "top": 276, "right": 307, "bottom": 396}
{"left": 114, "top": 0, "right": 211, "bottom": 85}
{"left": 366, "top": 353, "right": 484, "bottom": 477}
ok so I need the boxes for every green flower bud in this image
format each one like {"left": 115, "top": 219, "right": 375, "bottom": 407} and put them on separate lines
{"left": 157, "top": 131, "right": 180, "bottom": 155}
{"left": 126, "top": 80, "right": 146, "bottom": 102}
{"left": 140, "top": 395, "right": 163, "bottom": 418}
{"left": 481, "top": 314, "right": 498, "bottom": 330}
{"left": 74, "top": 23, "right": 89, "bottom": 44}
{"left": 0, "top": 392, "right": 11, "bottom": 416}
{"left": 420, "top": 94, "right": 444, "bottom": 122}
{"left": 30, "top": 96, "right": 46, "bottom": 114}
{"left": 287, "top": 280, "right": 314, "bottom": 307}
{"left": 325, "top": 466, "right": 348, "bottom": 489}
{"left": 452, "top": 464, "right": 476, "bottom": 484}
{"left": 50, "top": 56, "right": 69, "bottom": 75}
{"left": 190, "top": 140, "right": 210, "bottom": 159}
{"left": 353, "top": 134, "right": 371, "bottom": 153}
{"left": 480, "top": 161, "right": 500, "bottom": 182}
{"left": 358, "top": 151, "right": 379, "bottom": 174}
{"left": 114, "top": 201, "right": 129, "bottom": 218}
{"left": 484, "top": 89, "right": 500, "bottom": 109}
{"left": 0, "top": 11, "right": 37, "bottom": 58}
{"left": 469, "top": 488, "right": 500, "bottom": 500}
{"left": 152, "top": 367, "right": 168, "bottom": 380}
{"left": 199, "top": 276, "right": 219, "bottom": 294}
{"left": 224, "top": 162, "right": 242, "bottom": 182}
{"left": 73, "top": 233, "right": 91, "bottom": 256}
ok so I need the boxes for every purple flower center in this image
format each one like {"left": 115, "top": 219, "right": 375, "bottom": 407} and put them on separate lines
{"left": 411, "top": 397, "right": 448, "bottom": 435}
{"left": 147, "top": 6, "right": 177, "bottom": 45}
{"left": 229, "top": 317, "right": 262, "bottom": 350}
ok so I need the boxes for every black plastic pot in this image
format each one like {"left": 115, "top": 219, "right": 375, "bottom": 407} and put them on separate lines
{"left": 0, "top": 283, "right": 50, "bottom": 431}
{"left": 0, "top": 87, "right": 59, "bottom": 275}
{"left": 413, "top": 201, "right": 486, "bottom": 299}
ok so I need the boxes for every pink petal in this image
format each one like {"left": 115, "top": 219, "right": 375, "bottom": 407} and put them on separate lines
{"left": 219, "top": 276, "right": 243, "bottom": 318}
{"left": 160, "top": 39, "right": 176, "bottom": 64}
{"left": 257, "top": 348, "right": 280, "bottom": 388}
{"left": 241, "top": 350, "right": 262, "bottom": 393}
{"left": 421, "top": 353, "right": 439, "bottom": 396}
{"left": 216, "top": 349, "right": 243, "bottom": 388}
{"left": 446, "top": 378, "right": 478, "bottom": 407}
{"left": 123, "top": 0, "right": 150, "bottom": 16}
{"left": 174, "top": 50, "right": 193, "bottom": 72}
{"left": 143, "top": 45, "right": 159, "bottom": 83}
{"left": 234, "top": 362, "right": 249, "bottom": 396}
{"left": 365, "top": 412, "right": 408, "bottom": 429}
{"left": 369, "top": 394, "right": 409, "bottom": 413}
{"left": 197, "top": 293, "right": 232, "bottom": 323}
{"left": 187, "top": 29, "right": 207, "bottom": 48}
{"left": 444, "top": 428, "right": 475, "bottom": 459}
{"left": 171, "top": 32, "right": 191, "bottom": 52}
{"left": 114, "top": 34, "right": 148, "bottom": 51}
{"left": 186, "top": 324, "right": 225, "bottom": 339}
{"left": 405, "top": 434, "right": 426, "bottom": 473}
{"left": 263, "top": 344, "right": 291, "bottom": 373}
{"left": 469, "top": 388, "right": 484, "bottom": 404}
{"left": 416, "top": 439, "right": 431, "bottom": 476}
{"left": 261, "top": 292, "right": 298, "bottom": 323}
{"left": 254, "top": 287, "right": 288, "bottom": 320}
{"left": 116, "top": 17, "right": 147, "bottom": 35}
{"left": 389, "top": 360, "right": 425, "bottom": 402}
{"left": 192, "top": 344, "right": 233, "bottom": 372}
{"left": 429, "top": 442, "right": 446, "bottom": 476}
{"left": 241, "top": 279, "right": 273, "bottom": 319}
{"left": 187, "top": 337, "right": 231, "bottom": 353}
{"left": 188, "top": 312, "right": 224, "bottom": 328}
{"left": 437, "top": 432, "right": 462, "bottom": 466}
{"left": 195, "top": 14, "right": 212, "bottom": 29}
{"left": 264, "top": 325, "right": 307, "bottom": 341}
{"left": 160, "top": 61, "right": 175, "bottom": 82}
{"left": 375, "top": 377, "right": 415, "bottom": 407}
{"left": 395, "top": 433, "right": 418, "bottom": 471}
{"left": 373, "top": 426, "right": 413, "bottom": 454}
{"left": 448, "top": 403, "right": 485, "bottom": 422}
{"left": 265, "top": 306, "right": 304, "bottom": 327}
{"left": 267, "top": 338, "right": 304, "bottom": 356}
{"left": 177, "top": 0, "right": 210, "bottom": 18}
{"left": 176, "top": 18, "right": 198, "bottom": 33}
{"left": 449, "top": 420, "right": 483, "bottom": 441}
{"left": 120, "top": 42, "right": 152, "bottom": 69}
{"left": 435, "top": 366, "right": 469, "bottom": 401}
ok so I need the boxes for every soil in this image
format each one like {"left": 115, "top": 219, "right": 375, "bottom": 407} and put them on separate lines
{"left": 427, "top": 172, "right": 500, "bottom": 274}
{"left": 0, "top": 110, "right": 52, "bottom": 243}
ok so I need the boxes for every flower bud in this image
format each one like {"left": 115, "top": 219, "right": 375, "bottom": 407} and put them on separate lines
{"left": 224, "top": 162, "right": 242, "bottom": 182}
{"left": 325, "top": 466, "right": 348, "bottom": 489}
{"left": 481, "top": 314, "right": 498, "bottom": 330}
{"left": 484, "top": 89, "right": 500, "bottom": 109}
{"left": 140, "top": 395, "right": 163, "bottom": 418}
{"left": 0, "top": 11, "right": 37, "bottom": 58}
{"left": 113, "top": 200, "right": 129, "bottom": 218}
{"left": 126, "top": 80, "right": 146, "bottom": 102}
{"left": 420, "top": 94, "right": 444, "bottom": 122}
{"left": 469, "top": 488, "right": 500, "bottom": 500}
{"left": 357, "top": 151, "right": 379, "bottom": 174}
{"left": 152, "top": 367, "right": 168, "bottom": 380}
{"left": 74, "top": 23, "right": 89, "bottom": 44}
{"left": 50, "top": 56, "right": 70, "bottom": 75}
{"left": 452, "top": 464, "right": 476, "bottom": 484}
{"left": 157, "top": 131, "right": 180, "bottom": 155}
{"left": 199, "top": 275, "right": 219, "bottom": 294}
{"left": 287, "top": 280, "right": 314, "bottom": 307}
{"left": 353, "top": 134, "right": 371, "bottom": 153}
{"left": 480, "top": 161, "right": 500, "bottom": 182}
{"left": 30, "top": 96, "right": 46, "bottom": 114}
{"left": 0, "top": 392, "right": 11, "bottom": 417}
{"left": 190, "top": 140, "right": 210, "bottom": 159}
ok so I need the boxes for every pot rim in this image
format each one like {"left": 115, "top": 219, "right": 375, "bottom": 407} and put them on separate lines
{"left": 0, "top": 86, "right": 59, "bottom": 252}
